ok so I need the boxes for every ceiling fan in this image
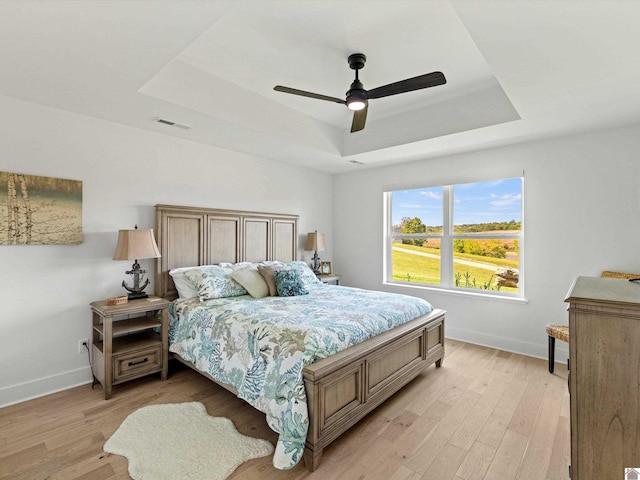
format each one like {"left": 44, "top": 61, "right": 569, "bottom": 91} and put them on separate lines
{"left": 274, "top": 53, "right": 446, "bottom": 133}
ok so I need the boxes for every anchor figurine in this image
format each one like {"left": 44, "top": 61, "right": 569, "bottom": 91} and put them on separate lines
{"left": 122, "top": 259, "right": 150, "bottom": 299}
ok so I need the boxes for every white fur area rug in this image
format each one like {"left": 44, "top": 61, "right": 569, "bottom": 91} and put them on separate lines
{"left": 104, "top": 402, "right": 274, "bottom": 480}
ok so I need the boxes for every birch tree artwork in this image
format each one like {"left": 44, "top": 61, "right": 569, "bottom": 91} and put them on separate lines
{"left": 1, "top": 171, "right": 82, "bottom": 245}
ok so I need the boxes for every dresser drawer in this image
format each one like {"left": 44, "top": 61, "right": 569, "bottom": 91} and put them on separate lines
{"left": 113, "top": 345, "right": 162, "bottom": 382}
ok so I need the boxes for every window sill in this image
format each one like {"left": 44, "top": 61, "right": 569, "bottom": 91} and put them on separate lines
{"left": 383, "top": 281, "right": 529, "bottom": 304}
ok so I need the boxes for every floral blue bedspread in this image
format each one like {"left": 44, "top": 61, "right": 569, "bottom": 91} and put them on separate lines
{"left": 168, "top": 284, "right": 433, "bottom": 469}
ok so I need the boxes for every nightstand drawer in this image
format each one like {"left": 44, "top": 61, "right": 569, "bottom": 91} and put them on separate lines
{"left": 113, "top": 345, "right": 162, "bottom": 382}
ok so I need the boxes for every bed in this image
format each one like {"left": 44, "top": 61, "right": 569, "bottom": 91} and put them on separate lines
{"left": 154, "top": 204, "right": 445, "bottom": 471}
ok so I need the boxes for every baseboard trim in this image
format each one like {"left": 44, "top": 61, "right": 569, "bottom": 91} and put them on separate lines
{"left": 445, "top": 326, "right": 569, "bottom": 363}
{"left": 0, "top": 366, "right": 93, "bottom": 408}
{"left": 2, "top": 330, "right": 569, "bottom": 408}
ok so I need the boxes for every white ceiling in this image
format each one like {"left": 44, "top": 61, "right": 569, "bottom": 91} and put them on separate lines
{"left": 2, "top": 0, "right": 640, "bottom": 174}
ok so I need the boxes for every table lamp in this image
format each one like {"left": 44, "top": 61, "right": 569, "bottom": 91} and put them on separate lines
{"left": 113, "top": 226, "right": 161, "bottom": 299}
{"left": 304, "top": 230, "right": 326, "bottom": 275}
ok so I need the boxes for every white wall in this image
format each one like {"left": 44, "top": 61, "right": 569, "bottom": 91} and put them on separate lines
{"left": 4, "top": 90, "right": 639, "bottom": 407}
{"left": 0, "top": 95, "right": 333, "bottom": 407}
{"left": 334, "top": 123, "right": 640, "bottom": 362}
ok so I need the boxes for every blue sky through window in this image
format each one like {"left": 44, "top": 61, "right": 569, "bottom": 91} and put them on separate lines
{"left": 392, "top": 178, "right": 522, "bottom": 228}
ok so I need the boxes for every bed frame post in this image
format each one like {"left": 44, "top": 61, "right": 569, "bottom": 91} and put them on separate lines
{"left": 303, "top": 447, "right": 323, "bottom": 472}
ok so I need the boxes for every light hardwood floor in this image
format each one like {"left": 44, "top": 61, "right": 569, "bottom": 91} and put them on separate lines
{"left": 0, "top": 339, "right": 570, "bottom": 480}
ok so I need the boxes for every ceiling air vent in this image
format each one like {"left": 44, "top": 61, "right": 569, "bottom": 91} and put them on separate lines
{"left": 153, "top": 117, "right": 190, "bottom": 130}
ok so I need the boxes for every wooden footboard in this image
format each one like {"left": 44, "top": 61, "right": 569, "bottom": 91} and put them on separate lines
{"left": 302, "top": 308, "right": 445, "bottom": 471}
{"left": 171, "top": 308, "right": 445, "bottom": 471}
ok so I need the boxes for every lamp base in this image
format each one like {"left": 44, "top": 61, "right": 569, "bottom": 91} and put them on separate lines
{"left": 127, "top": 291, "right": 149, "bottom": 300}
{"left": 311, "top": 251, "right": 321, "bottom": 276}
{"left": 122, "top": 259, "right": 150, "bottom": 300}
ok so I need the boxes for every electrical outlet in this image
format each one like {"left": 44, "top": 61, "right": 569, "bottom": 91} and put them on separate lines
{"left": 78, "top": 338, "right": 89, "bottom": 354}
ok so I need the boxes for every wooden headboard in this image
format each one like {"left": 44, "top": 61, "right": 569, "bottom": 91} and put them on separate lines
{"left": 154, "top": 204, "right": 299, "bottom": 300}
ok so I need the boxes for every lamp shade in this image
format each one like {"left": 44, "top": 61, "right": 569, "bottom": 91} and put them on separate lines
{"left": 304, "top": 231, "right": 326, "bottom": 252}
{"left": 113, "top": 228, "right": 161, "bottom": 261}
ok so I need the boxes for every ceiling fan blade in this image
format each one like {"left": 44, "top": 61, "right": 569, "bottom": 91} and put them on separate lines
{"left": 350, "top": 104, "right": 368, "bottom": 133}
{"left": 366, "top": 71, "right": 446, "bottom": 99}
{"left": 274, "top": 86, "right": 346, "bottom": 105}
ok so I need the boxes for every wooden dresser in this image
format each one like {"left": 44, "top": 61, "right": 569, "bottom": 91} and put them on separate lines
{"left": 565, "top": 276, "right": 640, "bottom": 479}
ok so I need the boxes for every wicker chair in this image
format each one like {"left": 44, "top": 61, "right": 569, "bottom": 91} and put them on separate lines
{"left": 546, "top": 270, "right": 640, "bottom": 373}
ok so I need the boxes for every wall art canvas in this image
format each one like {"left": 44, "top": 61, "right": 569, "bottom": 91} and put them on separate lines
{"left": 0, "top": 171, "right": 82, "bottom": 245}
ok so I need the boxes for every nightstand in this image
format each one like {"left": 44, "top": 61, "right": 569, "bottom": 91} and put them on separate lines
{"left": 90, "top": 296, "right": 169, "bottom": 399}
{"left": 319, "top": 274, "right": 341, "bottom": 285}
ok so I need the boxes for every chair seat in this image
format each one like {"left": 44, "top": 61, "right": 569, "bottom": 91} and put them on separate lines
{"left": 601, "top": 270, "right": 640, "bottom": 279}
{"left": 546, "top": 324, "right": 569, "bottom": 343}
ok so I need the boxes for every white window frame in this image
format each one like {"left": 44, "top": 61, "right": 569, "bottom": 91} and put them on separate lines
{"left": 384, "top": 178, "right": 524, "bottom": 300}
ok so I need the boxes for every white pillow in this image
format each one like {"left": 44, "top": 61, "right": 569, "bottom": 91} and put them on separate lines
{"left": 218, "top": 261, "right": 258, "bottom": 271}
{"left": 230, "top": 267, "right": 269, "bottom": 298}
{"left": 169, "top": 266, "right": 200, "bottom": 299}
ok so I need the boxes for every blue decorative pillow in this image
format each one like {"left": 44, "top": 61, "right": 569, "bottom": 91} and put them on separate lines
{"left": 284, "top": 261, "right": 322, "bottom": 286}
{"left": 273, "top": 269, "right": 309, "bottom": 297}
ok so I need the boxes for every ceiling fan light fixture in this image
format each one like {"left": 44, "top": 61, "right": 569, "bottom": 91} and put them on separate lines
{"left": 347, "top": 99, "right": 367, "bottom": 111}
{"left": 346, "top": 90, "right": 368, "bottom": 111}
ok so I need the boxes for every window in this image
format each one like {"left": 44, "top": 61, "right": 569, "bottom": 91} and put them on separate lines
{"left": 385, "top": 177, "right": 523, "bottom": 298}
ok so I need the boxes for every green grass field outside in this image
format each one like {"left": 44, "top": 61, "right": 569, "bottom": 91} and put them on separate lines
{"left": 391, "top": 243, "right": 519, "bottom": 293}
